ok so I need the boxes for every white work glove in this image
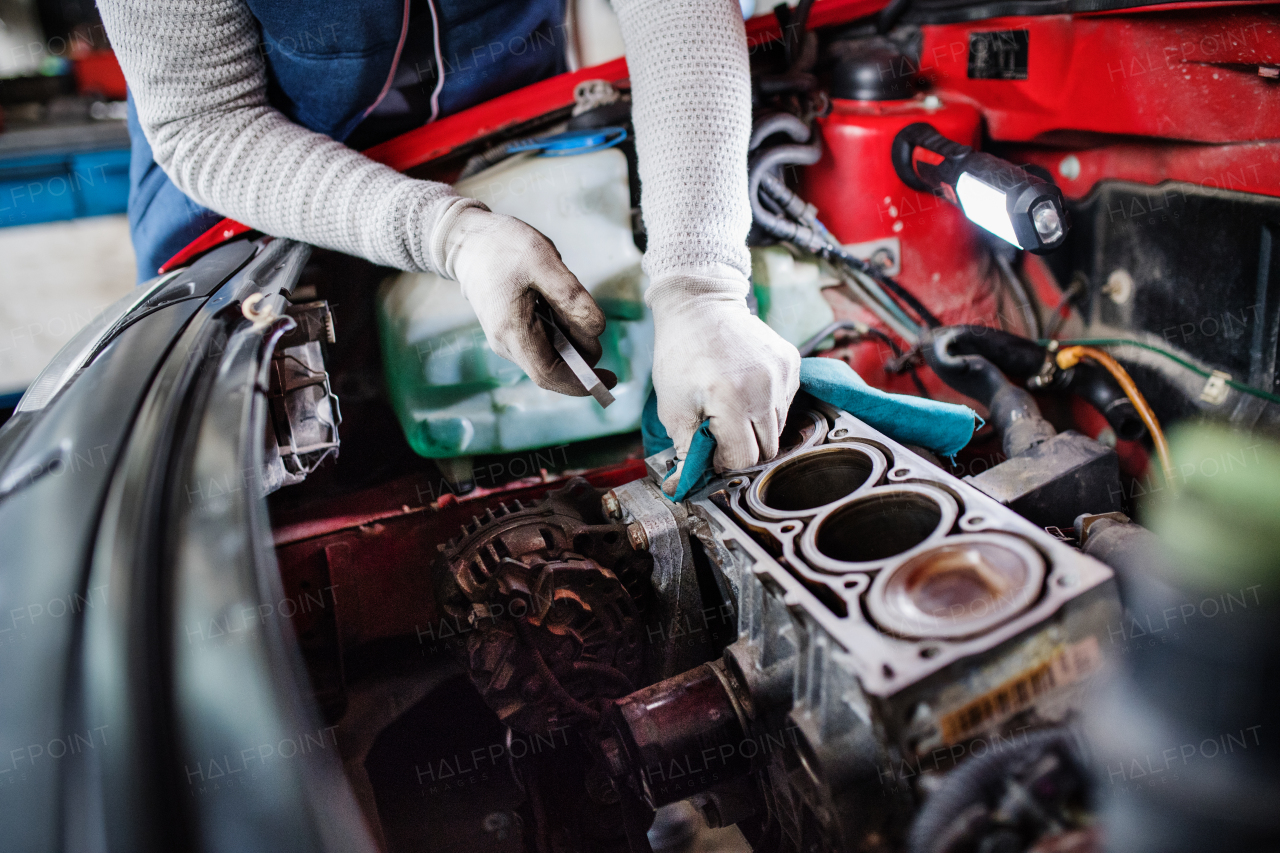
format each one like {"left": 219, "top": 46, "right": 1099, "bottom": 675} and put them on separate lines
{"left": 649, "top": 275, "right": 801, "bottom": 495}
{"left": 437, "top": 205, "right": 616, "bottom": 396}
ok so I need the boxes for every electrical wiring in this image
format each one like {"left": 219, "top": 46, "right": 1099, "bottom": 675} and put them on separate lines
{"left": 798, "top": 320, "right": 864, "bottom": 356}
{"left": 797, "top": 320, "right": 932, "bottom": 397}
{"left": 424, "top": 0, "right": 446, "bottom": 123}
{"left": 1043, "top": 277, "right": 1085, "bottom": 340}
{"left": 1043, "top": 337, "right": 1280, "bottom": 407}
{"left": 830, "top": 245, "right": 942, "bottom": 329}
{"left": 746, "top": 116, "right": 942, "bottom": 335}
{"left": 1055, "top": 345, "right": 1177, "bottom": 489}
{"left": 991, "top": 250, "right": 1040, "bottom": 339}
{"left": 836, "top": 264, "right": 920, "bottom": 340}
{"left": 754, "top": 169, "right": 942, "bottom": 330}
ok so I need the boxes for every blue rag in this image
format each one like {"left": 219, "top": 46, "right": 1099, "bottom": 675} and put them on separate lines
{"left": 642, "top": 357, "right": 979, "bottom": 501}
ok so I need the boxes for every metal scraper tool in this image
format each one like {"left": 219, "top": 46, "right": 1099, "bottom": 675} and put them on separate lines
{"left": 544, "top": 315, "right": 614, "bottom": 408}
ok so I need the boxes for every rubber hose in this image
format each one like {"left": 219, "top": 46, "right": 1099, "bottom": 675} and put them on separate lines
{"left": 748, "top": 143, "right": 825, "bottom": 252}
{"left": 1077, "top": 516, "right": 1167, "bottom": 595}
{"left": 1057, "top": 345, "right": 1177, "bottom": 489}
{"left": 938, "top": 325, "right": 1046, "bottom": 378}
{"left": 990, "top": 384, "right": 1059, "bottom": 458}
{"left": 923, "top": 327, "right": 1056, "bottom": 457}
{"left": 942, "top": 326, "right": 1144, "bottom": 440}
{"left": 749, "top": 112, "right": 810, "bottom": 153}
{"left": 876, "top": 0, "right": 913, "bottom": 32}
{"left": 923, "top": 327, "right": 1025, "bottom": 407}
{"left": 1063, "top": 362, "right": 1146, "bottom": 441}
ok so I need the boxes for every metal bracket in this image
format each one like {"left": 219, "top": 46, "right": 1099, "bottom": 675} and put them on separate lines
{"left": 262, "top": 300, "right": 342, "bottom": 493}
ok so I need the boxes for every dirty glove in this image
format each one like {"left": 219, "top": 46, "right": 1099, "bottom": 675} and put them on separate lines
{"left": 649, "top": 275, "right": 801, "bottom": 495}
{"left": 439, "top": 205, "right": 616, "bottom": 396}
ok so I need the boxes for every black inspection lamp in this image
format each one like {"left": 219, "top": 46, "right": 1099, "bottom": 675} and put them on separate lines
{"left": 891, "top": 122, "right": 1069, "bottom": 254}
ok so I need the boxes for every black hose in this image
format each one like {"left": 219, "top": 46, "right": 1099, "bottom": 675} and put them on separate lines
{"left": 876, "top": 0, "right": 913, "bottom": 33}
{"left": 923, "top": 328, "right": 1021, "bottom": 404}
{"left": 748, "top": 143, "right": 827, "bottom": 252}
{"left": 1062, "top": 362, "right": 1146, "bottom": 441}
{"left": 1077, "top": 515, "right": 1168, "bottom": 591}
{"left": 939, "top": 325, "right": 1046, "bottom": 377}
{"left": 923, "top": 327, "right": 1056, "bottom": 457}
{"left": 792, "top": 0, "right": 817, "bottom": 36}
{"left": 941, "top": 326, "right": 1145, "bottom": 440}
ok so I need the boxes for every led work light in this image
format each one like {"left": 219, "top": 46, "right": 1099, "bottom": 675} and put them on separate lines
{"left": 891, "top": 122, "right": 1069, "bottom": 254}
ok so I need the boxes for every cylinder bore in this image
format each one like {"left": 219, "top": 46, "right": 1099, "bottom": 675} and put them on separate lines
{"left": 778, "top": 408, "right": 820, "bottom": 456}
{"left": 728, "top": 408, "right": 825, "bottom": 475}
{"left": 605, "top": 661, "right": 748, "bottom": 808}
{"left": 804, "top": 485, "right": 956, "bottom": 569}
{"left": 868, "top": 534, "right": 1046, "bottom": 639}
{"left": 749, "top": 444, "right": 887, "bottom": 519}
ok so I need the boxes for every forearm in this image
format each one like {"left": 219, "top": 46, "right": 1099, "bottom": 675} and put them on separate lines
{"left": 99, "top": 0, "right": 475, "bottom": 273}
{"left": 611, "top": 0, "right": 754, "bottom": 298}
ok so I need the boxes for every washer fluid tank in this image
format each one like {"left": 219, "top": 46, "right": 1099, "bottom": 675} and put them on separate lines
{"left": 378, "top": 145, "right": 652, "bottom": 459}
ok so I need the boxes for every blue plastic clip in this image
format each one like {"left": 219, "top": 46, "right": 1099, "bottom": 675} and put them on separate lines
{"left": 506, "top": 127, "right": 628, "bottom": 157}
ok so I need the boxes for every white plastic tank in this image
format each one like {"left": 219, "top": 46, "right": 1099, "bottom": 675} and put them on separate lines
{"left": 377, "top": 142, "right": 652, "bottom": 459}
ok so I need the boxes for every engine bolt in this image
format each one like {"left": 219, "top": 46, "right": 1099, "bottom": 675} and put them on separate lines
{"left": 602, "top": 490, "right": 622, "bottom": 520}
{"left": 627, "top": 522, "right": 649, "bottom": 551}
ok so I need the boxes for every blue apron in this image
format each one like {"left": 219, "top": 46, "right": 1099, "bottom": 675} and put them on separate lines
{"left": 127, "top": 0, "right": 566, "bottom": 281}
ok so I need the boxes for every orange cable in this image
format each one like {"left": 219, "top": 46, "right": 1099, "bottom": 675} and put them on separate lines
{"left": 1055, "top": 345, "right": 1177, "bottom": 490}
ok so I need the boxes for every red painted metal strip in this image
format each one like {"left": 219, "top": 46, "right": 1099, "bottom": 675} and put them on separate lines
{"left": 1009, "top": 140, "right": 1280, "bottom": 201}
{"left": 920, "top": 7, "right": 1280, "bottom": 145}
{"left": 272, "top": 458, "right": 648, "bottom": 547}
{"left": 363, "top": 56, "right": 630, "bottom": 172}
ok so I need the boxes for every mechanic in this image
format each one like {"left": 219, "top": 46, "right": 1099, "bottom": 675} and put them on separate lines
{"left": 98, "top": 0, "right": 801, "bottom": 484}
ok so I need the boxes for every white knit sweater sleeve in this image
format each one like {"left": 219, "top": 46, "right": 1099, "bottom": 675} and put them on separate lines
{"left": 98, "top": 0, "right": 481, "bottom": 274}
{"left": 612, "top": 0, "right": 754, "bottom": 296}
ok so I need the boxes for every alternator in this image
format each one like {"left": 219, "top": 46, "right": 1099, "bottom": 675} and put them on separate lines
{"left": 435, "top": 477, "right": 654, "bottom": 735}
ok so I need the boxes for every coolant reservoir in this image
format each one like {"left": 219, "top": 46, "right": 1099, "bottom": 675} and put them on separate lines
{"left": 378, "top": 143, "right": 651, "bottom": 459}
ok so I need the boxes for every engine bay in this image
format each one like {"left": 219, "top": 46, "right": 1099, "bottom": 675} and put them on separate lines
{"left": 256, "top": 4, "right": 1280, "bottom": 852}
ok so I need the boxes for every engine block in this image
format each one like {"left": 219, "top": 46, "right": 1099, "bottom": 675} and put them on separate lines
{"left": 602, "top": 400, "right": 1120, "bottom": 851}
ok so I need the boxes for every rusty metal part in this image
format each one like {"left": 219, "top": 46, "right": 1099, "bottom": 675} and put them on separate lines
{"left": 626, "top": 522, "right": 648, "bottom": 551}
{"left": 263, "top": 299, "right": 341, "bottom": 493}
{"left": 436, "top": 477, "right": 653, "bottom": 734}
{"left": 602, "top": 490, "right": 622, "bottom": 520}
{"left": 605, "top": 661, "right": 750, "bottom": 809}
{"left": 610, "top": 477, "right": 710, "bottom": 680}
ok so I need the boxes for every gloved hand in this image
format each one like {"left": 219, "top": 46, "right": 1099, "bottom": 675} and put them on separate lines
{"left": 439, "top": 205, "right": 616, "bottom": 396}
{"left": 649, "top": 275, "right": 801, "bottom": 495}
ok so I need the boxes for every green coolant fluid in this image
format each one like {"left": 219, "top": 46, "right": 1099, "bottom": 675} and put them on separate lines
{"left": 377, "top": 146, "right": 652, "bottom": 459}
